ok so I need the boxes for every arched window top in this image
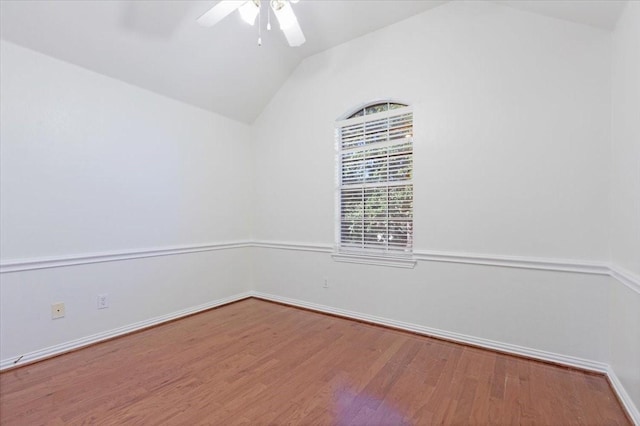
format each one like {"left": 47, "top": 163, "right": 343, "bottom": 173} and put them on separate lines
{"left": 347, "top": 102, "right": 408, "bottom": 119}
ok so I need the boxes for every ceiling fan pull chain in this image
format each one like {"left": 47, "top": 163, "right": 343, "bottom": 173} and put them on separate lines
{"left": 258, "top": 0, "right": 262, "bottom": 46}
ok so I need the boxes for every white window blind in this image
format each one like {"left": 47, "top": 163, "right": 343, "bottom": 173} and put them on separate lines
{"left": 336, "top": 104, "right": 413, "bottom": 256}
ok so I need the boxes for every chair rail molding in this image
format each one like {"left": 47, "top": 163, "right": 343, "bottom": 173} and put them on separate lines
{"left": 609, "top": 265, "right": 640, "bottom": 295}
{"left": 0, "top": 240, "right": 614, "bottom": 277}
{"left": 2, "top": 240, "right": 637, "bottom": 296}
{"left": 0, "top": 241, "right": 252, "bottom": 273}
{"left": 252, "top": 240, "right": 613, "bottom": 275}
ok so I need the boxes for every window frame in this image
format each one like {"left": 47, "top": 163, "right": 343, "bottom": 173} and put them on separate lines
{"left": 333, "top": 102, "right": 416, "bottom": 268}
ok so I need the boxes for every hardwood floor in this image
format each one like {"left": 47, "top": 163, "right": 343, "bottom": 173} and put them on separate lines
{"left": 0, "top": 298, "right": 630, "bottom": 425}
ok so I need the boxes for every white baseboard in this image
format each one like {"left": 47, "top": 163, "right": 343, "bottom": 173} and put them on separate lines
{"left": 0, "top": 292, "right": 252, "bottom": 371}
{"left": 250, "top": 291, "right": 639, "bottom": 425}
{"left": 250, "top": 291, "right": 607, "bottom": 372}
{"left": 607, "top": 366, "right": 640, "bottom": 425}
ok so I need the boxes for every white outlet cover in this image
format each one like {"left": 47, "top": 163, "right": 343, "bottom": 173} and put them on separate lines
{"left": 97, "top": 294, "right": 109, "bottom": 309}
{"left": 51, "top": 302, "right": 65, "bottom": 319}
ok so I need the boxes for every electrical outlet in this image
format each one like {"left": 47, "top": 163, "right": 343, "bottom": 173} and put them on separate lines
{"left": 323, "top": 278, "right": 329, "bottom": 288}
{"left": 51, "top": 302, "right": 65, "bottom": 319}
{"left": 97, "top": 294, "right": 109, "bottom": 309}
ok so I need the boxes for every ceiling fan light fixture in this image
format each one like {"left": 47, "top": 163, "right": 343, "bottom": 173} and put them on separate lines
{"left": 198, "top": 0, "right": 305, "bottom": 47}
{"left": 270, "top": 0, "right": 305, "bottom": 46}
{"left": 238, "top": 0, "right": 260, "bottom": 26}
{"left": 270, "top": 0, "right": 285, "bottom": 12}
{"left": 271, "top": 0, "right": 296, "bottom": 30}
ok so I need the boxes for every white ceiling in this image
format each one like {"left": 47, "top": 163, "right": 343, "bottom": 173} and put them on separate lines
{"left": 0, "top": 0, "right": 627, "bottom": 124}
{"left": 495, "top": 0, "right": 627, "bottom": 31}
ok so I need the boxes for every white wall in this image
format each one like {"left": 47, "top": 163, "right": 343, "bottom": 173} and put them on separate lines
{"left": 0, "top": 41, "right": 252, "bottom": 259}
{"left": 0, "top": 249, "right": 252, "bottom": 361}
{"left": 252, "top": 0, "right": 611, "bottom": 260}
{"left": 609, "top": 0, "right": 640, "bottom": 410}
{"left": 251, "top": 0, "right": 612, "bottom": 362}
{"left": 253, "top": 248, "right": 610, "bottom": 361}
{"left": 610, "top": 1, "right": 640, "bottom": 278}
{"left": 0, "top": 41, "right": 253, "bottom": 361}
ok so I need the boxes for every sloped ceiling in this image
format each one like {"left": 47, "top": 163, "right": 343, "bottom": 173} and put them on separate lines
{"left": 0, "top": 0, "right": 627, "bottom": 124}
{"left": 495, "top": 0, "right": 626, "bottom": 31}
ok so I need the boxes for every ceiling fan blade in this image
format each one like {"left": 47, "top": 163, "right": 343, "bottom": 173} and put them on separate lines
{"left": 281, "top": 20, "right": 305, "bottom": 47}
{"left": 197, "top": 0, "right": 247, "bottom": 27}
{"left": 271, "top": 1, "right": 305, "bottom": 47}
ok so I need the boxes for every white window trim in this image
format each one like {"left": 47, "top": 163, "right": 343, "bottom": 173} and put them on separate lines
{"left": 334, "top": 105, "right": 416, "bottom": 269}
{"left": 332, "top": 252, "right": 417, "bottom": 269}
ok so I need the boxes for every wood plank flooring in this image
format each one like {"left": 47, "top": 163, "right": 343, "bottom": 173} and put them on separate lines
{"left": 0, "top": 298, "right": 631, "bottom": 425}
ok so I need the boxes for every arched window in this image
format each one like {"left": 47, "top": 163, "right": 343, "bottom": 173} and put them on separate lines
{"left": 347, "top": 102, "right": 408, "bottom": 119}
{"left": 335, "top": 101, "right": 414, "bottom": 260}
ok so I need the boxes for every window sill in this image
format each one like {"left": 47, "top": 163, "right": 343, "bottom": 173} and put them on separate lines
{"left": 332, "top": 252, "right": 417, "bottom": 269}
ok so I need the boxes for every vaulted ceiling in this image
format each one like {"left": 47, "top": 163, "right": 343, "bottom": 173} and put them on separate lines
{"left": 0, "top": 0, "right": 627, "bottom": 124}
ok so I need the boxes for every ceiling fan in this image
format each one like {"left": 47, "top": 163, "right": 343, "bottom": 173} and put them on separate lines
{"left": 197, "top": 0, "right": 305, "bottom": 47}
